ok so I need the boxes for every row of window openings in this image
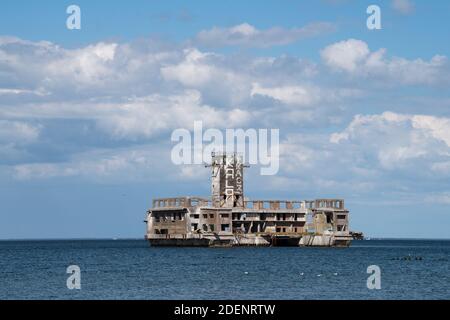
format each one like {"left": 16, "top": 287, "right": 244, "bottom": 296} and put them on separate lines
{"left": 190, "top": 213, "right": 306, "bottom": 221}
{"left": 190, "top": 213, "right": 229, "bottom": 219}
{"left": 234, "top": 213, "right": 302, "bottom": 221}
{"left": 246, "top": 202, "right": 304, "bottom": 209}
{"left": 190, "top": 224, "right": 302, "bottom": 233}
{"left": 276, "top": 227, "right": 299, "bottom": 232}
{"left": 155, "top": 213, "right": 345, "bottom": 223}
{"left": 191, "top": 223, "right": 230, "bottom": 232}
{"left": 154, "top": 212, "right": 183, "bottom": 222}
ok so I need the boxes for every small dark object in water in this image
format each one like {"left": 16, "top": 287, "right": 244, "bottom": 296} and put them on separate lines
{"left": 398, "top": 255, "right": 423, "bottom": 261}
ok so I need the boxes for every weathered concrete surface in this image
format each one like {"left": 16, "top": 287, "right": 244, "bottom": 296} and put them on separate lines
{"left": 145, "top": 153, "right": 357, "bottom": 248}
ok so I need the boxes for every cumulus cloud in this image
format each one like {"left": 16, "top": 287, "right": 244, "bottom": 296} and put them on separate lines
{"left": 96, "top": 90, "right": 252, "bottom": 138}
{"left": 330, "top": 112, "right": 450, "bottom": 171}
{"left": 161, "top": 49, "right": 217, "bottom": 87}
{"left": 0, "top": 90, "right": 252, "bottom": 140}
{"left": 251, "top": 82, "right": 362, "bottom": 107}
{"left": 321, "top": 39, "right": 370, "bottom": 72}
{"left": 12, "top": 143, "right": 211, "bottom": 183}
{"left": 264, "top": 111, "right": 450, "bottom": 201}
{"left": 0, "top": 34, "right": 449, "bottom": 205}
{"left": 251, "top": 83, "right": 320, "bottom": 106}
{"left": 13, "top": 146, "right": 159, "bottom": 180}
{"left": 0, "top": 36, "right": 181, "bottom": 98}
{"left": 321, "top": 39, "right": 448, "bottom": 85}
{"left": 44, "top": 42, "right": 118, "bottom": 85}
{"left": 192, "top": 22, "right": 336, "bottom": 48}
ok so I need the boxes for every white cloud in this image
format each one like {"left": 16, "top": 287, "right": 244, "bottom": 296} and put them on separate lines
{"left": 321, "top": 39, "right": 448, "bottom": 85}
{"left": 45, "top": 42, "right": 118, "bottom": 85}
{"left": 0, "top": 120, "right": 41, "bottom": 144}
{"left": 321, "top": 39, "right": 370, "bottom": 72}
{"left": 0, "top": 35, "right": 449, "bottom": 209}
{"left": 251, "top": 82, "right": 363, "bottom": 107}
{"left": 0, "top": 90, "right": 252, "bottom": 139}
{"left": 13, "top": 146, "right": 157, "bottom": 180}
{"left": 330, "top": 112, "right": 450, "bottom": 170}
{"left": 96, "top": 90, "right": 252, "bottom": 138}
{"left": 0, "top": 88, "right": 49, "bottom": 96}
{"left": 160, "top": 48, "right": 256, "bottom": 107}
{"left": 251, "top": 83, "right": 320, "bottom": 106}
{"left": 392, "top": 0, "right": 415, "bottom": 15}
{"left": 411, "top": 115, "right": 450, "bottom": 147}
{"left": 161, "top": 48, "right": 220, "bottom": 87}
{"left": 265, "top": 111, "right": 450, "bottom": 200}
{"left": 12, "top": 144, "right": 212, "bottom": 183}
{"left": 193, "top": 22, "right": 336, "bottom": 48}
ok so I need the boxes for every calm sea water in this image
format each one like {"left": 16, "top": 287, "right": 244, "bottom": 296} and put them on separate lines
{"left": 0, "top": 239, "right": 448, "bottom": 300}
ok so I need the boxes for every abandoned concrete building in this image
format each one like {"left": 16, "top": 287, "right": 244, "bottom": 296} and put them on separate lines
{"left": 145, "top": 153, "right": 356, "bottom": 247}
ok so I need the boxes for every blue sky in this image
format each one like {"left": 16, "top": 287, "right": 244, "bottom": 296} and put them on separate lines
{"left": 1, "top": 0, "right": 450, "bottom": 239}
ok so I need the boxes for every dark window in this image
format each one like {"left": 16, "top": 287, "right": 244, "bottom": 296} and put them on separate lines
{"left": 221, "top": 224, "right": 230, "bottom": 231}
{"left": 203, "top": 214, "right": 208, "bottom": 219}
{"left": 337, "top": 215, "right": 346, "bottom": 220}
{"left": 209, "top": 224, "right": 215, "bottom": 232}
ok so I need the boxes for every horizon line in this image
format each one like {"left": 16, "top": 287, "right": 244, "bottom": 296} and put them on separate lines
{"left": 0, "top": 237, "right": 449, "bottom": 241}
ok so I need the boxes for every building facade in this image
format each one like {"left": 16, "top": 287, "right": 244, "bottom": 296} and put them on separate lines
{"left": 145, "top": 153, "right": 354, "bottom": 247}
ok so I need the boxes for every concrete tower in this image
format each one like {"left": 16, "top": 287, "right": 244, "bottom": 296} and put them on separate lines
{"left": 209, "top": 153, "right": 244, "bottom": 208}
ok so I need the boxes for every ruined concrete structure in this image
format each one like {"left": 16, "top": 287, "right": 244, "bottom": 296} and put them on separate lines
{"left": 145, "top": 153, "right": 355, "bottom": 247}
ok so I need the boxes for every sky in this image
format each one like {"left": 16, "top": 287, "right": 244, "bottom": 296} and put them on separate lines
{"left": 1, "top": 0, "right": 449, "bottom": 239}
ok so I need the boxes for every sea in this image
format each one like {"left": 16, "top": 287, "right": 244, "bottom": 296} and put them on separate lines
{"left": 0, "top": 239, "right": 448, "bottom": 300}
